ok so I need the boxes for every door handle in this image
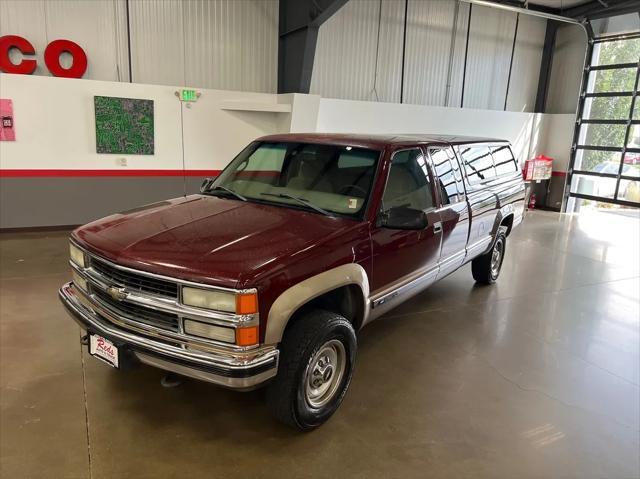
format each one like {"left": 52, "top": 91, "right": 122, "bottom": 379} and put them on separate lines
{"left": 433, "top": 221, "right": 442, "bottom": 234}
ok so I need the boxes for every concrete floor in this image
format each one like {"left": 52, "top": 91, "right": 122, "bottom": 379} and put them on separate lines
{"left": 1, "top": 210, "right": 639, "bottom": 479}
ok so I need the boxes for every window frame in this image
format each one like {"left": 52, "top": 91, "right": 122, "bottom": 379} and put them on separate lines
{"left": 379, "top": 147, "right": 438, "bottom": 215}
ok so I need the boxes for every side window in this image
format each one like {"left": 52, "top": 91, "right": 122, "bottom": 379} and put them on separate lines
{"left": 447, "top": 148, "right": 466, "bottom": 196}
{"left": 491, "top": 145, "right": 518, "bottom": 176}
{"left": 459, "top": 145, "right": 496, "bottom": 184}
{"left": 382, "top": 149, "right": 434, "bottom": 211}
{"left": 430, "top": 147, "right": 463, "bottom": 204}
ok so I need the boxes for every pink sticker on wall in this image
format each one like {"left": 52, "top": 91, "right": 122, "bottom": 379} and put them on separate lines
{"left": 1, "top": 99, "right": 15, "bottom": 141}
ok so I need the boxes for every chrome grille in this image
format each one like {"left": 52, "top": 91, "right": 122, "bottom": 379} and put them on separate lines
{"left": 90, "top": 257, "right": 178, "bottom": 298}
{"left": 93, "top": 287, "right": 180, "bottom": 332}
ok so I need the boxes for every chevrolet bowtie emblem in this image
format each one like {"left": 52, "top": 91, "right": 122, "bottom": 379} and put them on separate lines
{"left": 106, "top": 286, "right": 128, "bottom": 302}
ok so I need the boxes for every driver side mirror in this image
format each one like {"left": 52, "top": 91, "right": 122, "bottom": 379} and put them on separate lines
{"left": 378, "top": 206, "right": 427, "bottom": 230}
{"left": 200, "top": 177, "right": 214, "bottom": 193}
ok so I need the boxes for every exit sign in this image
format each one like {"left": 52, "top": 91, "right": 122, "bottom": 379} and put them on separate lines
{"left": 180, "top": 89, "right": 198, "bottom": 102}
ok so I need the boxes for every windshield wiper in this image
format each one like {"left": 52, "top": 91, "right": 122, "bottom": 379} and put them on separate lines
{"left": 260, "top": 192, "right": 332, "bottom": 216}
{"left": 204, "top": 185, "right": 247, "bottom": 202}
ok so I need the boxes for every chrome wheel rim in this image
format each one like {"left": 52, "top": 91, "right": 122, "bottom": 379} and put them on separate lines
{"left": 491, "top": 240, "right": 503, "bottom": 277}
{"left": 304, "top": 339, "right": 347, "bottom": 408}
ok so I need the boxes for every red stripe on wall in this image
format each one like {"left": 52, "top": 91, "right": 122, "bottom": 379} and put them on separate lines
{"left": 551, "top": 171, "right": 567, "bottom": 177}
{"left": 0, "top": 169, "right": 222, "bottom": 178}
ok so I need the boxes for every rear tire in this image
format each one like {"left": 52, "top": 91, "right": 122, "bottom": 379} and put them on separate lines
{"left": 472, "top": 231, "right": 506, "bottom": 284}
{"left": 266, "top": 310, "right": 356, "bottom": 431}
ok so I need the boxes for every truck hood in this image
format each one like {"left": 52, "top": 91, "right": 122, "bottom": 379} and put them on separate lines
{"left": 73, "top": 195, "right": 359, "bottom": 288}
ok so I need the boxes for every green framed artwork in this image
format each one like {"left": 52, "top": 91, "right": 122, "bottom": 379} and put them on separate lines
{"left": 94, "top": 96, "right": 154, "bottom": 154}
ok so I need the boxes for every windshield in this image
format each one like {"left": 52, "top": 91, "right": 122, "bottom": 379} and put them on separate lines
{"left": 207, "top": 141, "right": 381, "bottom": 218}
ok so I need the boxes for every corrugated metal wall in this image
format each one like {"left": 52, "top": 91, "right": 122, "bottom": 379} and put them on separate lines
{"left": 506, "top": 14, "right": 546, "bottom": 112}
{"left": 464, "top": 5, "right": 517, "bottom": 110}
{"left": 403, "top": 0, "right": 459, "bottom": 107}
{"left": 2, "top": 0, "right": 577, "bottom": 108}
{"left": 0, "top": 0, "right": 278, "bottom": 92}
{"left": 310, "top": 0, "right": 547, "bottom": 113}
{"left": 546, "top": 24, "right": 588, "bottom": 114}
{"left": 308, "top": 0, "right": 382, "bottom": 102}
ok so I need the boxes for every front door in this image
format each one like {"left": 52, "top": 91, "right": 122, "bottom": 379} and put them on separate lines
{"left": 370, "top": 148, "right": 442, "bottom": 313}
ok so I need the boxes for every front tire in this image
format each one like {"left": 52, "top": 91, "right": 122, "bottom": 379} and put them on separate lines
{"left": 266, "top": 310, "right": 356, "bottom": 431}
{"left": 472, "top": 231, "right": 506, "bottom": 284}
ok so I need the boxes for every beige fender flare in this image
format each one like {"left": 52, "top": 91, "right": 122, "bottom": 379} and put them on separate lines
{"left": 264, "top": 263, "right": 370, "bottom": 345}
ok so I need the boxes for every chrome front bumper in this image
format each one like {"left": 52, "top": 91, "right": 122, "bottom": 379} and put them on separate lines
{"left": 58, "top": 282, "right": 279, "bottom": 390}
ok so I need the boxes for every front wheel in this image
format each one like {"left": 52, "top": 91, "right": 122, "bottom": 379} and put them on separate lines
{"left": 266, "top": 310, "right": 356, "bottom": 431}
{"left": 472, "top": 231, "right": 506, "bottom": 284}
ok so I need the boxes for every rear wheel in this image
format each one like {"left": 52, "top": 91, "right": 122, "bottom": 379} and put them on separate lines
{"left": 266, "top": 310, "right": 356, "bottom": 431}
{"left": 472, "top": 231, "right": 506, "bottom": 284}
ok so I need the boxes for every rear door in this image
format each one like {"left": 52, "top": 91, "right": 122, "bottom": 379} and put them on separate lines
{"left": 427, "top": 146, "right": 470, "bottom": 279}
{"left": 455, "top": 143, "right": 500, "bottom": 260}
{"left": 370, "top": 148, "right": 442, "bottom": 303}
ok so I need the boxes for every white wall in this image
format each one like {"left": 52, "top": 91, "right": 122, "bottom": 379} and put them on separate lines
{"left": 316, "top": 97, "right": 542, "bottom": 165}
{"left": 530, "top": 114, "right": 576, "bottom": 172}
{"left": 310, "top": 0, "right": 547, "bottom": 113}
{"left": 0, "top": 73, "right": 288, "bottom": 173}
{"left": 0, "top": 72, "right": 573, "bottom": 174}
{"left": 0, "top": 0, "right": 278, "bottom": 93}
{"left": 0, "top": 73, "right": 575, "bottom": 228}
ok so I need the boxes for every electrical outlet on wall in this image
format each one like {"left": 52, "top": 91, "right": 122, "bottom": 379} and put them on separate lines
{"left": 116, "top": 157, "right": 127, "bottom": 167}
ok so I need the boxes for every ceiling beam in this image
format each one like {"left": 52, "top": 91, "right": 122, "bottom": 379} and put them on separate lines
{"left": 488, "top": 0, "right": 640, "bottom": 20}
{"left": 460, "top": 1, "right": 581, "bottom": 24}
{"left": 564, "top": 0, "right": 640, "bottom": 21}
{"left": 277, "top": 0, "right": 350, "bottom": 94}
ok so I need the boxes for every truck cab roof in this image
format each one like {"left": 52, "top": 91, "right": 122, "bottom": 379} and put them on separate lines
{"left": 257, "top": 133, "right": 509, "bottom": 149}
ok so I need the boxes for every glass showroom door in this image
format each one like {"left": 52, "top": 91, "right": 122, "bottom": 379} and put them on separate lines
{"left": 566, "top": 32, "right": 640, "bottom": 212}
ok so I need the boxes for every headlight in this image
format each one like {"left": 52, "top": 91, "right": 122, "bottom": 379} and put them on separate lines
{"left": 69, "top": 243, "right": 86, "bottom": 268}
{"left": 72, "top": 270, "right": 88, "bottom": 291}
{"left": 182, "top": 287, "right": 236, "bottom": 312}
{"left": 182, "top": 287, "right": 258, "bottom": 314}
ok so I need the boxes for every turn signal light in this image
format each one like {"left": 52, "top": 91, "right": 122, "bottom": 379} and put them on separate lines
{"left": 236, "top": 292, "right": 258, "bottom": 315}
{"left": 236, "top": 326, "right": 259, "bottom": 346}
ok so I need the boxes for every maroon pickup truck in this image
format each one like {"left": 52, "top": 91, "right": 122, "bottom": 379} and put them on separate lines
{"left": 60, "top": 133, "right": 525, "bottom": 430}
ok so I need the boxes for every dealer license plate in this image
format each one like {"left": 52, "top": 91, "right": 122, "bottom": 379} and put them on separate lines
{"left": 89, "top": 334, "right": 119, "bottom": 368}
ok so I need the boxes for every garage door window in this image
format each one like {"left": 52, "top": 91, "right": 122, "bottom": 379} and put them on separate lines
{"left": 566, "top": 33, "right": 640, "bottom": 211}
